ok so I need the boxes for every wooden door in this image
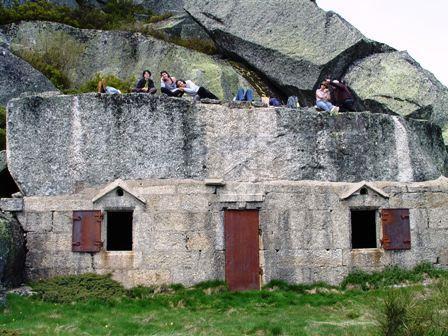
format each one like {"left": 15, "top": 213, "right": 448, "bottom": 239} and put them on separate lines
{"left": 224, "top": 210, "right": 260, "bottom": 291}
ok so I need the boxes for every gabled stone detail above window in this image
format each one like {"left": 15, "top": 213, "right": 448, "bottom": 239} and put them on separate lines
{"left": 92, "top": 179, "right": 146, "bottom": 205}
{"left": 340, "top": 181, "right": 389, "bottom": 200}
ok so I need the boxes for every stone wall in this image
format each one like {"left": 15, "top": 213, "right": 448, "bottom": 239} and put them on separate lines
{"left": 19, "top": 177, "right": 448, "bottom": 287}
{"left": 7, "top": 94, "right": 448, "bottom": 196}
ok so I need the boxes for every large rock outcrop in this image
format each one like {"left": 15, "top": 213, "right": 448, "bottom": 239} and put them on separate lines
{"left": 7, "top": 94, "right": 447, "bottom": 196}
{"left": 0, "top": 46, "right": 57, "bottom": 105}
{"left": 344, "top": 51, "right": 448, "bottom": 141}
{"left": 183, "top": 0, "right": 391, "bottom": 102}
{"left": 1, "top": 21, "right": 251, "bottom": 100}
{"left": 184, "top": 0, "right": 448, "bottom": 141}
{"left": 0, "top": 212, "right": 25, "bottom": 287}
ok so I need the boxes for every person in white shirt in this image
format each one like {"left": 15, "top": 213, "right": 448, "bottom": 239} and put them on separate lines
{"left": 175, "top": 79, "right": 219, "bottom": 100}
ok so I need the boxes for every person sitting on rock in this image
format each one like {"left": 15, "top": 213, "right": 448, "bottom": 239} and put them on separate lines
{"left": 316, "top": 81, "right": 338, "bottom": 113}
{"left": 97, "top": 79, "right": 121, "bottom": 94}
{"left": 175, "top": 79, "right": 219, "bottom": 101}
{"left": 328, "top": 79, "right": 355, "bottom": 112}
{"left": 160, "top": 71, "right": 183, "bottom": 97}
{"left": 234, "top": 88, "right": 254, "bottom": 102}
{"left": 133, "top": 70, "right": 157, "bottom": 94}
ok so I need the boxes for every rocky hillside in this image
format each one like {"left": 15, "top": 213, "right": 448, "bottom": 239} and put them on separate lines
{"left": 0, "top": 0, "right": 448, "bottom": 142}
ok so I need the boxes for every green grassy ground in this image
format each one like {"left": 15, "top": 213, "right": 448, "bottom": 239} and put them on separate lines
{"left": 0, "top": 265, "right": 447, "bottom": 336}
{"left": 1, "top": 287, "right": 381, "bottom": 336}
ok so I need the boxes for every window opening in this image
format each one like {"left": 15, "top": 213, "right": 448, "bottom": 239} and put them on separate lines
{"left": 351, "top": 209, "right": 376, "bottom": 248}
{"left": 360, "top": 187, "right": 368, "bottom": 195}
{"left": 107, "top": 211, "right": 133, "bottom": 251}
{"left": 116, "top": 188, "right": 124, "bottom": 197}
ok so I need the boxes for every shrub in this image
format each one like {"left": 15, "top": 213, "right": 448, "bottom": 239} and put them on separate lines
{"left": 378, "top": 290, "right": 410, "bottom": 336}
{"left": 31, "top": 273, "right": 126, "bottom": 303}
{"left": 377, "top": 279, "right": 448, "bottom": 336}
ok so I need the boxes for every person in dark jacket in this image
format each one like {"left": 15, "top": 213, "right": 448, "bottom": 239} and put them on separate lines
{"left": 328, "top": 80, "right": 355, "bottom": 112}
{"left": 133, "top": 70, "right": 157, "bottom": 94}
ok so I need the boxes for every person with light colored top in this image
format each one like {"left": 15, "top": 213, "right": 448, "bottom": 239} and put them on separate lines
{"left": 175, "top": 79, "right": 219, "bottom": 100}
{"left": 160, "top": 71, "right": 183, "bottom": 97}
{"left": 97, "top": 79, "right": 121, "bottom": 94}
{"left": 315, "top": 81, "right": 338, "bottom": 113}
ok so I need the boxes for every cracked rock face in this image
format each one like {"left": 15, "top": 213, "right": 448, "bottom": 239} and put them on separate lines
{"left": 2, "top": 21, "right": 251, "bottom": 101}
{"left": 184, "top": 0, "right": 391, "bottom": 103}
{"left": 0, "top": 46, "right": 56, "bottom": 105}
{"left": 0, "top": 212, "right": 25, "bottom": 288}
{"left": 184, "top": 0, "right": 448, "bottom": 143}
{"left": 344, "top": 51, "right": 448, "bottom": 142}
{"left": 7, "top": 94, "right": 447, "bottom": 196}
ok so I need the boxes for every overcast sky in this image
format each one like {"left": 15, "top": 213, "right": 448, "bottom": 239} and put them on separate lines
{"left": 316, "top": 0, "right": 448, "bottom": 87}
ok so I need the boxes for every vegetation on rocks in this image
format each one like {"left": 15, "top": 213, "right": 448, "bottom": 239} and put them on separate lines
{"left": 0, "top": 0, "right": 152, "bottom": 30}
{"left": 65, "top": 73, "right": 136, "bottom": 94}
{"left": 12, "top": 31, "right": 85, "bottom": 90}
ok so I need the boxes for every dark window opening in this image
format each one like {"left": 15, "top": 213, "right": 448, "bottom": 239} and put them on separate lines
{"left": 116, "top": 188, "right": 124, "bottom": 197}
{"left": 351, "top": 210, "right": 377, "bottom": 249}
{"left": 0, "top": 168, "right": 20, "bottom": 198}
{"left": 107, "top": 211, "right": 133, "bottom": 251}
{"left": 360, "top": 187, "right": 368, "bottom": 195}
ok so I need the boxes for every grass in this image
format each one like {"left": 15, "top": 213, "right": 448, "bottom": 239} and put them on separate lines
{"left": 0, "top": 264, "right": 447, "bottom": 335}
{"left": 340, "top": 262, "right": 447, "bottom": 290}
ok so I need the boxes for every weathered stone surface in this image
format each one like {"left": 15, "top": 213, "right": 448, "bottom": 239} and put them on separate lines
{"left": 344, "top": 51, "right": 448, "bottom": 142}
{"left": 184, "top": 0, "right": 391, "bottom": 103}
{"left": 1, "top": 21, "right": 250, "bottom": 100}
{"left": 7, "top": 94, "right": 448, "bottom": 196}
{"left": 0, "top": 212, "right": 25, "bottom": 287}
{"left": 0, "top": 198, "right": 23, "bottom": 212}
{"left": 142, "top": 0, "right": 184, "bottom": 13}
{"left": 0, "top": 46, "right": 57, "bottom": 105}
{"left": 146, "top": 13, "right": 212, "bottom": 42}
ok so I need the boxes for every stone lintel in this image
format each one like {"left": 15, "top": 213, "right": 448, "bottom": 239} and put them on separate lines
{"left": 219, "top": 194, "right": 265, "bottom": 203}
{"left": 0, "top": 198, "right": 24, "bottom": 212}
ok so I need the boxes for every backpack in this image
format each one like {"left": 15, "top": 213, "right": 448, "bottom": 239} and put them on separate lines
{"left": 269, "top": 97, "right": 281, "bottom": 106}
{"left": 287, "top": 96, "right": 299, "bottom": 108}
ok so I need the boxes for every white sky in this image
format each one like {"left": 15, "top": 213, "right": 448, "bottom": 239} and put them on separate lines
{"left": 316, "top": 0, "right": 448, "bottom": 87}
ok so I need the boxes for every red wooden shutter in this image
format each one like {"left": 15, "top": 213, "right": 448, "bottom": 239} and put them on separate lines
{"left": 381, "top": 209, "right": 411, "bottom": 250}
{"left": 72, "top": 211, "right": 103, "bottom": 252}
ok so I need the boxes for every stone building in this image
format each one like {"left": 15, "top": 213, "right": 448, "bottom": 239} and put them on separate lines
{"left": 1, "top": 94, "right": 448, "bottom": 290}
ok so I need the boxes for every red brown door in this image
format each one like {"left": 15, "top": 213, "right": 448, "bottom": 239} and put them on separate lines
{"left": 224, "top": 210, "right": 260, "bottom": 291}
